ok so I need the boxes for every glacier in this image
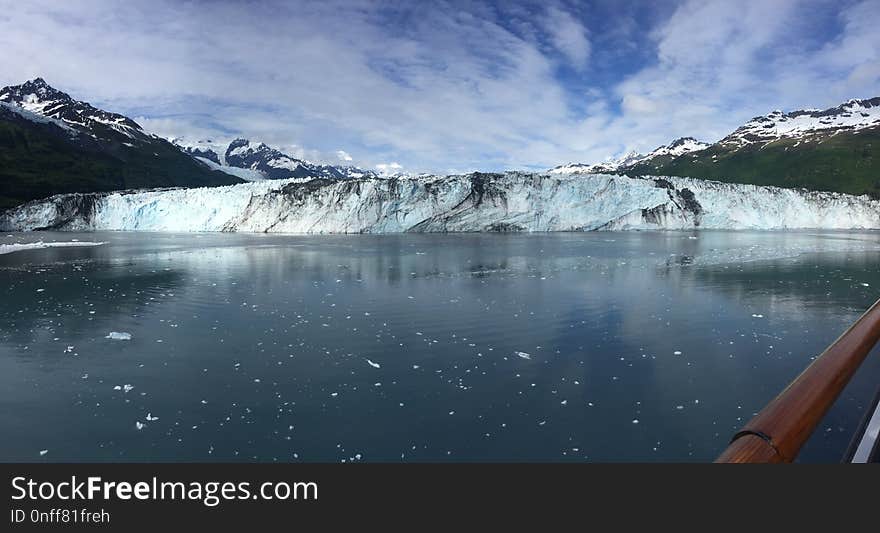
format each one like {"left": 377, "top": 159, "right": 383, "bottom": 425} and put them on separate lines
{"left": 1, "top": 172, "right": 878, "bottom": 233}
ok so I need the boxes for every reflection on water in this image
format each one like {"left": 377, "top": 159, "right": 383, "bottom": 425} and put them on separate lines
{"left": 1, "top": 230, "right": 879, "bottom": 462}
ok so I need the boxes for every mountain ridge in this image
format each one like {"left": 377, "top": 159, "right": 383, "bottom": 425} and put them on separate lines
{"left": 0, "top": 78, "right": 242, "bottom": 209}
{"left": 556, "top": 97, "right": 880, "bottom": 197}
{"left": 2, "top": 77, "right": 879, "bottom": 210}
{"left": 172, "top": 137, "right": 381, "bottom": 181}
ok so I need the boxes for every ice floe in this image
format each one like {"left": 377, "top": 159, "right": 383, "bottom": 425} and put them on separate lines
{"left": 0, "top": 240, "right": 104, "bottom": 255}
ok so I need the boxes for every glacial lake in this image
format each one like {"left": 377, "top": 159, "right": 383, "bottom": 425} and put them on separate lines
{"left": 2, "top": 230, "right": 880, "bottom": 462}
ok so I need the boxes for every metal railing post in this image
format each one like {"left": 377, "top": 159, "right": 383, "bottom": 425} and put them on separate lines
{"left": 717, "top": 297, "right": 880, "bottom": 463}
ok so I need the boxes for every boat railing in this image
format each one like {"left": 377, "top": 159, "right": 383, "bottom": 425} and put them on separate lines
{"left": 716, "top": 297, "right": 880, "bottom": 463}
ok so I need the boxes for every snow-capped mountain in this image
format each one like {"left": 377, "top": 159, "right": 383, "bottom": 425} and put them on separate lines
{"left": 172, "top": 138, "right": 227, "bottom": 164}
{"left": 0, "top": 78, "right": 144, "bottom": 141}
{"left": 643, "top": 137, "right": 710, "bottom": 158}
{"left": 554, "top": 96, "right": 880, "bottom": 198}
{"left": 557, "top": 96, "right": 880, "bottom": 175}
{"left": 3, "top": 172, "right": 878, "bottom": 233}
{"left": 550, "top": 138, "right": 709, "bottom": 175}
{"left": 619, "top": 97, "right": 880, "bottom": 197}
{"left": 0, "top": 78, "right": 241, "bottom": 208}
{"left": 172, "top": 137, "right": 380, "bottom": 181}
{"left": 721, "top": 97, "right": 880, "bottom": 147}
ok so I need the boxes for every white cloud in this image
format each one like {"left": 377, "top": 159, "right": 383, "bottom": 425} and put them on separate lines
{"left": 542, "top": 5, "right": 591, "bottom": 69}
{"left": 0, "top": 0, "right": 877, "bottom": 171}
{"left": 375, "top": 162, "right": 403, "bottom": 175}
{"left": 620, "top": 94, "right": 660, "bottom": 115}
{"left": 596, "top": 0, "right": 880, "bottom": 156}
{"left": 336, "top": 150, "right": 353, "bottom": 162}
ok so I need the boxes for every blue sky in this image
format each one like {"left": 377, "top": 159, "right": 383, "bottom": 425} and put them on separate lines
{"left": 1, "top": 0, "right": 878, "bottom": 173}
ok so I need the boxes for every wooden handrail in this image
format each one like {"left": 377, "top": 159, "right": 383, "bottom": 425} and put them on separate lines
{"left": 716, "top": 297, "right": 880, "bottom": 463}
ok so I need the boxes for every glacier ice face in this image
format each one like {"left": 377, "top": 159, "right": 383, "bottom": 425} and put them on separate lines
{"left": 1, "top": 172, "right": 878, "bottom": 233}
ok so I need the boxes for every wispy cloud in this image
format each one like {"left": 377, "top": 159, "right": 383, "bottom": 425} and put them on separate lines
{"left": 541, "top": 5, "right": 591, "bottom": 69}
{"left": 0, "top": 0, "right": 877, "bottom": 171}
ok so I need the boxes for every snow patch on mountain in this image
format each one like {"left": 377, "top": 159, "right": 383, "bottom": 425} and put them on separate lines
{"left": 170, "top": 138, "right": 228, "bottom": 164}
{"left": 0, "top": 101, "right": 78, "bottom": 134}
{"left": 194, "top": 157, "right": 266, "bottom": 182}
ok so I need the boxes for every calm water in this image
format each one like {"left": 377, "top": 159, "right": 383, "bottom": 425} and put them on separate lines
{"left": 2, "top": 230, "right": 880, "bottom": 463}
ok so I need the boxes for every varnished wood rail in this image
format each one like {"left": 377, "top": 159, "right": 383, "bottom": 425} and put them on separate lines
{"left": 716, "top": 297, "right": 880, "bottom": 463}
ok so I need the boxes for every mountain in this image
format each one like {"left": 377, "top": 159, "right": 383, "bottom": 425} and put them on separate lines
{"left": 3, "top": 172, "right": 878, "bottom": 233}
{"left": 719, "top": 98, "right": 880, "bottom": 147}
{"left": 550, "top": 137, "right": 711, "bottom": 175}
{"left": 560, "top": 98, "right": 880, "bottom": 197}
{"left": 0, "top": 78, "right": 242, "bottom": 209}
{"left": 172, "top": 137, "right": 379, "bottom": 181}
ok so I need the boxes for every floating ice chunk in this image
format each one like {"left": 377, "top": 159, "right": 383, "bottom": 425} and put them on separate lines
{"left": 123, "top": 384, "right": 134, "bottom": 393}
{"left": 632, "top": 419, "right": 640, "bottom": 424}
{"left": 366, "top": 359, "right": 381, "bottom": 369}
{"left": 751, "top": 314, "right": 764, "bottom": 318}
{"left": 113, "top": 385, "right": 121, "bottom": 391}
{"left": 135, "top": 422, "right": 145, "bottom": 430}
{"left": 106, "top": 332, "right": 132, "bottom": 341}
{"left": 515, "top": 351, "right": 531, "bottom": 360}
{"left": 39, "top": 450, "right": 48, "bottom": 456}
{"left": 36, "top": 288, "right": 45, "bottom": 293}
{"left": 673, "top": 351, "right": 682, "bottom": 355}
{"left": 0, "top": 241, "right": 105, "bottom": 255}
{"left": 146, "top": 413, "right": 159, "bottom": 421}
{"left": 560, "top": 400, "right": 568, "bottom": 406}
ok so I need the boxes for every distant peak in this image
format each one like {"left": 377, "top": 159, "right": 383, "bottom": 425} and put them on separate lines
{"left": 843, "top": 96, "right": 880, "bottom": 108}
{"left": 228, "top": 138, "right": 251, "bottom": 148}
{"left": 23, "top": 77, "right": 62, "bottom": 93}
{"left": 0, "top": 78, "right": 144, "bottom": 135}
{"left": 1, "top": 77, "right": 70, "bottom": 100}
